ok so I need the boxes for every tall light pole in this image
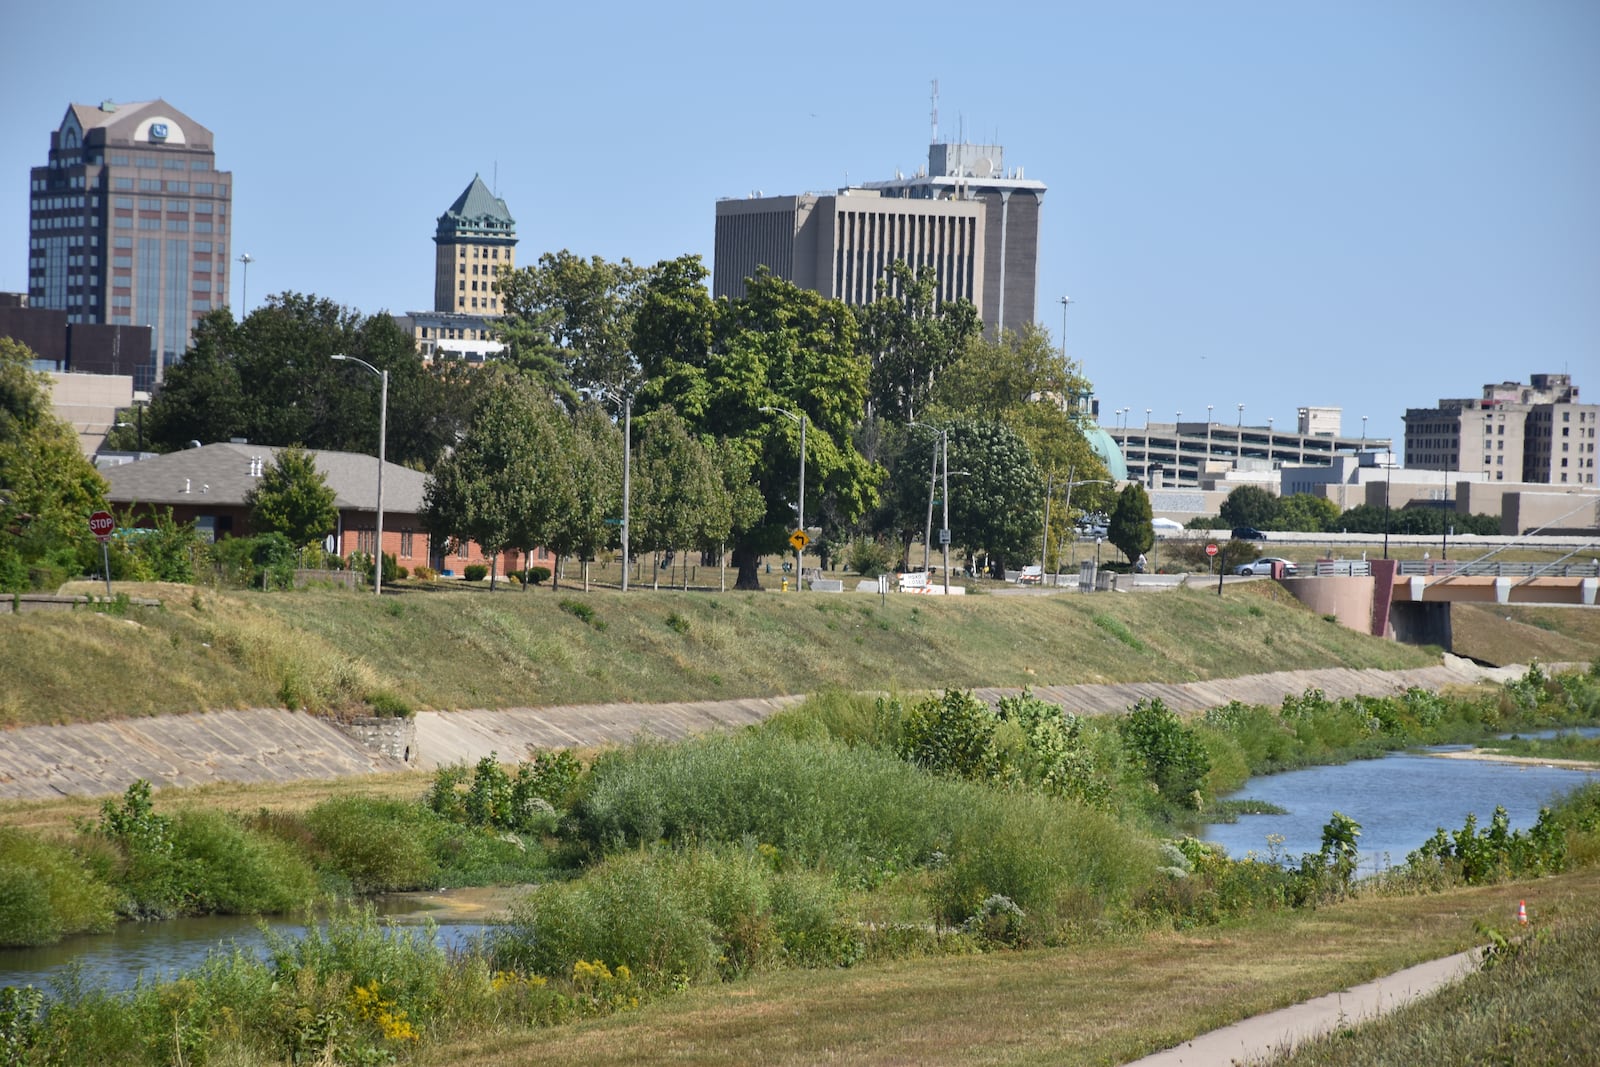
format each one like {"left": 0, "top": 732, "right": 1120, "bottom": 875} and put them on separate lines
{"left": 1145, "top": 408, "right": 1153, "bottom": 485}
{"left": 587, "top": 386, "right": 633, "bottom": 592}
{"left": 1205, "top": 404, "right": 1213, "bottom": 473}
{"left": 761, "top": 406, "right": 806, "bottom": 589}
{"left": 1237, "top": 402, "right": 1245, "bottom": 458}
{"left": 1060, "top": 296, "right": 1072, "bottom": 359}
{"left": 238, "top": 253, "right": 253, "bottom": 313}
{"left": 332, "top": 354, "right": 386, "bottom": 596}
{"left": 1174, "top": 411, "right": 1182, "bottom": 487}
{"left": 940, "top": 431, "right": 952, "bottom": 595}
{"left": 1361, "top": 415, "right": 1369, "bottom": 448}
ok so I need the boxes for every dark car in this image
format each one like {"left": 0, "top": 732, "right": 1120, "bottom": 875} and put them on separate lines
{"left": 1231, "top": 526, "right": 1267, "bottom": 541}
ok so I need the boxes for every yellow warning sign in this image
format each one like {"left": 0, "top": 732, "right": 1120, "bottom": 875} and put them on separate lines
{"left": 789, "top": 529, "right": 810, "bottom": 552}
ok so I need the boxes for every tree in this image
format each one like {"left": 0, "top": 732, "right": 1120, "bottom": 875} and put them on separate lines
{"left": 941, "top": 419, "right": 1043, "bottom": 578}
{"left": 637, "top": 270, "right": 880, "bottom": 590}
{"left": 422, "top": 377, "right": 571, "bottom": 591}
{"left": 145, "top": 295, "right": 469, "bottom": 469}
{"left": 1219, "top": 485, "right": 1279, "bottom": 531}
{"left": 0, "top": 339, "right": 110, "bottom": 589}
{"left": 495, "top": 251, "right": 646, "bottom": 400}
{"left": 1108, "top": 483, "right": 1155, "bottom": 565}
{"left": 1273, "top": 493, "right": 1340, "bottom": 533}
{"left": 853, "top": 261, "right": 980, "bottom": 424}
{"left": 244, "top": 445, "right": 338, "bottom": 549}
{"left": 549, "top": 403, "right": 621, "bottom": 591}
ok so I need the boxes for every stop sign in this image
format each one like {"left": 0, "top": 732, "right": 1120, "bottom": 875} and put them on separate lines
{"left": 1205, "top": 543, "right": 1218, "bottom": 557}
{"left": 89, "top": 510, "right": 115, "bottom": 541}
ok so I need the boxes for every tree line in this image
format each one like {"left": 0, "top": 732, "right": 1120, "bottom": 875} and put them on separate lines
{"left": 93, "top": 254, "right": 1117, "bottom": 590}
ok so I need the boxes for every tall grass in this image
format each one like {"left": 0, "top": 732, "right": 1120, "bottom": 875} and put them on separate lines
{"left": 575, "top": 729, "right": 1155, "bottom": 942}
{"left": 0, "top": 829, "right": 116, "bottom": 947}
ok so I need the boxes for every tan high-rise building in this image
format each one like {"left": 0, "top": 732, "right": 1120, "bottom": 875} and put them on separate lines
{"left": 1404, "top": 373, "right": 1598, "bottom": 485}
{"left": 27, "top": 100, "right": 232, "bottom": 388}
{"left": 433, "top": 175, "right": 516, "bottom": 315}
{"left": 401, "top": 177, "right": 517, "bottom": 359}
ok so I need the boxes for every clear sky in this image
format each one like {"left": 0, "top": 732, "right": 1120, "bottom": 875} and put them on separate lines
{"left": 5, "top": 1, "right": 1596, "bottom": 447}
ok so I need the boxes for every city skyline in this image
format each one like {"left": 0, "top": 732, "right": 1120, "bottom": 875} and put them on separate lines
{"left": 4, "top": 1, "right": 1596, "bottom": 447}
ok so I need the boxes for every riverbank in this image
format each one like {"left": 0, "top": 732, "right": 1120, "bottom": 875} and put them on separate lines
{"left": 0, "top": 656, "right": 1543, "bottom": 801}
{"left": 1428, "top": 748, "right": 1600, "bottom": 771}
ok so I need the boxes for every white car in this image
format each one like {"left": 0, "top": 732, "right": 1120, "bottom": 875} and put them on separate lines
{"left": 1234, "top": 557, "right": 1298, "bottom": 577}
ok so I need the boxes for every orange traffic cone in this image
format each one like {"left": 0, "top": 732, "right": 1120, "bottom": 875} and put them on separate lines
{"left": 1517, "top": 900, "right": 1528, "bottom": 925}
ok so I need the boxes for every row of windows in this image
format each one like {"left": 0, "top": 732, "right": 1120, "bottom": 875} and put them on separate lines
{"left": 111, "top": 177, "right": 227, "bottom": 195}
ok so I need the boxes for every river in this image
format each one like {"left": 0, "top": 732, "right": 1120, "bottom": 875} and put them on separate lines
{"left": 1202, "top": 734, "right": 1600, "bottom": 874}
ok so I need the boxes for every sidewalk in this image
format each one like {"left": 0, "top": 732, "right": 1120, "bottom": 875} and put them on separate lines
{"left": 1122, "top": 948, "right": 1481, "bottom": 1065}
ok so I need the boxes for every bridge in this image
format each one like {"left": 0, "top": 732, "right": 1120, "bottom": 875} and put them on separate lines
{"left": 1281, "top": 556, "right": 1599, "bottom": 648}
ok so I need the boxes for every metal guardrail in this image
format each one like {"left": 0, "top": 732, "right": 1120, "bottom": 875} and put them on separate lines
{"left": 1394, "top": 560, "right": 1600, "bottom": 578}
{"left": 1313, "top": 561, "right": 1372, "bottom": 577}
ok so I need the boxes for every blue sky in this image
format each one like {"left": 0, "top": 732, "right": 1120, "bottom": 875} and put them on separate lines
{"left": 5, "top": 1, "right": 1596, "bottom": 447}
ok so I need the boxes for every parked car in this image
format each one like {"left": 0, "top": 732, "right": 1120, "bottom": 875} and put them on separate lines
{"left": 1234, "top": 557, "right": 1298, "bottom": 577}
{"left": 1231, "top": 526, "right": 1268, "bottom": 541}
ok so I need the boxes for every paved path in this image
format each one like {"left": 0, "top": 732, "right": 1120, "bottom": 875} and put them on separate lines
{"left": 0, "top": 656, "right": 1542, "bottom": 800}
{"left": 1122, "top": 948, "right": 1482, "bottom": 1065}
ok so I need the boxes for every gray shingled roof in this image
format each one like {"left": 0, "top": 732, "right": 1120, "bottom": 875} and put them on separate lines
{"left": 103, "top": 443, "right": 428, "bottom": 514}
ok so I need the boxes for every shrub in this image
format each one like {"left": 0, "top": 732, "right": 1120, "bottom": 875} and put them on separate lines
{"left": 897, "top": 689, "right": 1000, "bottom": 781}
{"left": 1119, "top": 699, "right": 1212, "bottom": 810}
{"left": 526, "top": 565, "right": 551, "bottom": 586}
{"left": 412, "top": 564, "right": 437, "bottom": 581}
{"left": 169, "top": 809, "right": 320, "bottom": 915}
{"left": 464, "top": 563, "right": 488, "bottom": 582}
{"left": 0, "top": 829, "right": 116, "bottom": 947}
{"left": 305, "top": 798, "right": 442, "bottom": 893}
{"left": 844, "top": 538, "right": 894, "bottom": 579}
{"left": 559, "top": 598, "right": 606, "bottom": 630}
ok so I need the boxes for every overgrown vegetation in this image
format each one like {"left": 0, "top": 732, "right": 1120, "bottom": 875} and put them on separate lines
{"left": 2, "top": 665, "right": 1597, "bottom": 1064}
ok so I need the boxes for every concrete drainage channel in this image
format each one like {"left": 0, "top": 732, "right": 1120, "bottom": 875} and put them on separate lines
{"left": 0, "top": 658, "right": 1561, "bottom": 802}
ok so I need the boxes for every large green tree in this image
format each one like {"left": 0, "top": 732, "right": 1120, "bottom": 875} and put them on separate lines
{"left": 0, "top": 339, "right": 109, "bottom": 589}
{"left": 144, "top": 294, "right": 477, "bottom": 469}
{"left": 422, "top": 377, "right": 572, "bottom": 590}
{"left": 1108, "top": 483, "right": 1155, "bottom": 565}
{"left": 637, "top": 270, "right": 880, "bottom": 590}
{"left": 494, "top": 251, "right": 646, "bottom": 400}
{"left": 1219, "top": 485, "right": 1279, "bottom": 530}
{"left": 244, "top": 445, "right": 338, "bottom": 549}
{"left": 550, "top": 402, "right": 622, "bottom": 590}
{"left": 940, "top": 418, "right": 1043, "bottom": 578}
{"left": 853, "top": 261, "right": 980, "bottom": 425}
{"left": 1273, "top": 493, "right": 1341, "bottom": 533}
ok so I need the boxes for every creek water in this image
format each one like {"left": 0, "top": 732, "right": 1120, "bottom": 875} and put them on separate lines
{"left": 1202, "top": 735, "right": 1600, "bottom": 875}
{"left": 5, "top": 735, "right": 1597, "bottom": 996}
{"left": 0, "top": 903, "right": 495, "bottom": 996}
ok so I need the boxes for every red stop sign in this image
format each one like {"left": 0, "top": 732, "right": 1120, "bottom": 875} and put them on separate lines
{"left": 89, "top": 510, "right": 115, "bottom": 540}
{"left": 1205, "top": 543, "right": 1218, "bottom": 557}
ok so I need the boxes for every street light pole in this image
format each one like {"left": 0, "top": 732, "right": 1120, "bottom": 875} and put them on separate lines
{"left": 1174, "top": 411, "right": 1182, "bottom": 487}
{"left": 1060, "top": 296, "right": 1071, "bottom": 360}
{"left": 238, "top": 253, "right": 253, "bottom": 313}
{"left": 332, "top": 354, "right": 386, "bottom": 596}
{"left": 941, "top": 431, "right": 951, "bottom": 595}
{"left": 761, "top": 406, "right": 807, "bottom": 589}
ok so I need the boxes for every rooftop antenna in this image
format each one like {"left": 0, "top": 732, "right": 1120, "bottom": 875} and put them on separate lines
{"left": 930, "top": 77, "right": 939, "bottom": 144}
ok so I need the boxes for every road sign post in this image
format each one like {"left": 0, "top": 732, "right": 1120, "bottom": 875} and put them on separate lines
{"left": 1206, "top": 543, "right": 1224, "bottom": 595}
{"left": 89, "top": 511, "right": 115, "bottom": 596}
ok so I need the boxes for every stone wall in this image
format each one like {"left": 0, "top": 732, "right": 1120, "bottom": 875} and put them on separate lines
{"left": 335, "top": 715, "right": 418, "bottom": 764}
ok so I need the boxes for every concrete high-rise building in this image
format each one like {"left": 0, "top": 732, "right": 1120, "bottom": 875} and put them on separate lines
{"left": 400, "top": 176, "right": 516, "bottom": 360}
{"left": 713, "top": 140, "right": 1044, "bottom": 336}
{"left": 714, "top": 191, "right": 985, "bottom": 312}
{"left": 862, "top": 141, "right": 1045, "bottom": 336}
{"left": 27, "top": 100, "right": 231, "bottom": 389}
{"left": 1404, "top": 373, "right": 1597, "bottom": 486}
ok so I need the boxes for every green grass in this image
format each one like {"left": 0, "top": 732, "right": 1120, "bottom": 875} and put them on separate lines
{"left": 0, "top": 580, "right": 1438, "bottom": 727}
{"left": 1266, "top": 906, "right": 1600, "bottom": 1065}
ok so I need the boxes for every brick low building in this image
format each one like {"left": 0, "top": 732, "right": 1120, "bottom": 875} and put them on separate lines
{"left": 102, "top": 442, "right": 549, "bottom": 577}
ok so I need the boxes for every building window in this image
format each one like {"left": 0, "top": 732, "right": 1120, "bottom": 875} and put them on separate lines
{"left": 400, "top": 530, "right": 414, "bottom": 558}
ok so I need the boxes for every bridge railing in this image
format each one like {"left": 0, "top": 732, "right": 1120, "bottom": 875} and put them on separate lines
{"left": 1394, "top": 560, "right": 1600, "bottom": 578}
{"left": 1313, "top": 560, "right": 1372, "bottom": 577}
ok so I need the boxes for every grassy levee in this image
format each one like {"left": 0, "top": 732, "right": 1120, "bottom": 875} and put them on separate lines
{"left": 418, "top": 865, "right": 1600, "bottom": 1067}
{"left": 1, "top": 580, "right": 1437, "bottom": 728}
